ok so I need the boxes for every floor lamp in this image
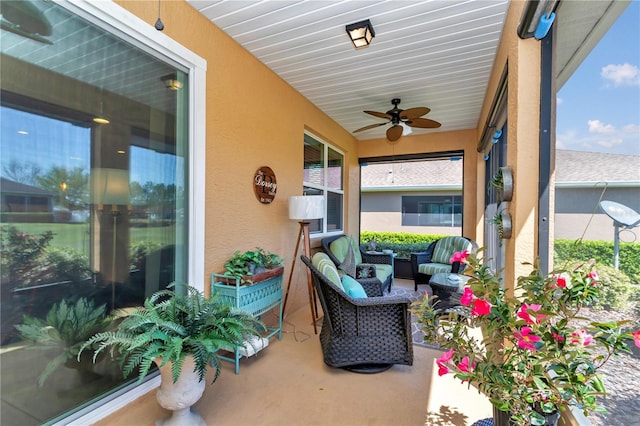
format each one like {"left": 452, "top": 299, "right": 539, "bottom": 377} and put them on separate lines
{"left": 283, "top": 195, "right": 324, "bottom": 334}
{"left": 92, "top": 168, "right": 130, "bottom": 311}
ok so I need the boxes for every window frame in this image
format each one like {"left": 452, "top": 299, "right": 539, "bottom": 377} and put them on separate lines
{"left": 51, "top": 1, "right": 206, "bottom": 424}
{"left": 303, "top": 130, "right": 344, "bottom": 236}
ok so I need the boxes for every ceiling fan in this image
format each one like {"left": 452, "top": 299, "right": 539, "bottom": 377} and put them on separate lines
{"left": 353, "top": 98, "right": 441, "bottom": 141}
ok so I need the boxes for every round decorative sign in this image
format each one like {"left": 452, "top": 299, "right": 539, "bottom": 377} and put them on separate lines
{"left": 253, "top": 166, "right": 277, "bottom": 204}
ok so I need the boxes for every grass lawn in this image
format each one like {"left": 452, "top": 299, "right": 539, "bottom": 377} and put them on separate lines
{"left": 2, "top": 222, "right": 175, "bottom": 254}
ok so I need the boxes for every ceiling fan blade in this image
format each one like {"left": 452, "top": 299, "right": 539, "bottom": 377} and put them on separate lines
{"left": 400, "top": 107, "right": 430, "bottom": 120}
{"left": 353, "top": 122, "right": 387, "bottom": 133}
{"left": 364, "top": 110, "right": 392, "bottom": 120}
{"left": 405, "top": 117, "right": 442, "bottom": 129}
{"left": 386, "top": 125, "right": 403, "bottom": 141}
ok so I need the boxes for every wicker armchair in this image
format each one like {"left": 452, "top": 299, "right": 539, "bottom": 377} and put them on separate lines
{"left": 321, "top": 234, "right": 393, "bottom": 295}
{"left": 410, "top": 236, "right": 476, "bottom": 291}
{"left": 301, "top": 255, "right": 413, "bottom": 373}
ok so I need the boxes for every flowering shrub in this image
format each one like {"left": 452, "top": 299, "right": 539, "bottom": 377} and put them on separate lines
{"left": 416, "top": 249, "right": 639, "bottom": 425}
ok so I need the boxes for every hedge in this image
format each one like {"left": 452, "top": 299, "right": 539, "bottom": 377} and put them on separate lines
{"left": 360, "top": 232, "right": 640, "bottom": 282}
{"left": 554, "top": 239, "right": 640, "bottom": 283}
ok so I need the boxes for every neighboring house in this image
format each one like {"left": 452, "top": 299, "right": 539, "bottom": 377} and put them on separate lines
{"left": 0, "top": 178, "right": 55, "bottom": 223}
{"left": 361, "top": 150, "right": 640, "bottom": 242}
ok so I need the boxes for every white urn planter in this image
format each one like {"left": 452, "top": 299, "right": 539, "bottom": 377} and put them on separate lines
{"left": 154, "top": 356, "right": 206, "bottom": 426}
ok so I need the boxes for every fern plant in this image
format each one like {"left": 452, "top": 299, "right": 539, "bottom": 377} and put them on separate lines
{"left": 15, "top": 298, "right": 112, "bottom": 387}
{"left": 78, "top": 283, "right": 264, "bottom": 384}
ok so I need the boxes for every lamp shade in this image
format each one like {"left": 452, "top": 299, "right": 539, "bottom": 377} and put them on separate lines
{"left": 90, "top": 168, "right": 131, "bottom": 205}
{"left": 289, "top": 196, "right": 324, "bottom": 220}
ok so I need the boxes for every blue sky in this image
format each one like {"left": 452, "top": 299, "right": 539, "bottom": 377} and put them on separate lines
{"left": 556, "top": 1, "right": 640, "bottom": 156}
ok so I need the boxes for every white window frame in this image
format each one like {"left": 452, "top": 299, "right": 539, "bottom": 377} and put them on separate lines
{"left": 303, "top": 131, "right": 344, "bottom": 236}
{"left": 53, "top": 1, "right": 206, "bottom": 424}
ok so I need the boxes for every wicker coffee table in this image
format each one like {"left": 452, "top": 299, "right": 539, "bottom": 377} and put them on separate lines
{"left": 429, "top": 272, "right": 470, "bottom": 310}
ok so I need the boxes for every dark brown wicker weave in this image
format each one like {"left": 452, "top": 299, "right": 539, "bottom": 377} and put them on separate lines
{"left": 301, "top": 255, "right": 414, "bottom": 372}
{"left": 321, "top": 234, "right": 393, "bottom": 296}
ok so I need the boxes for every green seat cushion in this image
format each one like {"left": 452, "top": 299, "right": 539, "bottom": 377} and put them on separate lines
{"left": 374, "top": 264, "right": 393, "bottom": 283}
{"left": 341, "top": 275, "right": 367, "bottom": 298}
{"left": 312, "top": 252, "right": 343, "bottom": 289}
{"left": 329, "top": 236, "right": 363, "bottom": 265}
{"left": 431, "top": 236, "right": 472, "bottom": 264}
{"left": 418, "top": 263, "right": 453, "bottom": 276}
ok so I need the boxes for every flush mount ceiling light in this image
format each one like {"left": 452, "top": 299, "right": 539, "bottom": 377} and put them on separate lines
{"left": 345, "top": 19, "right": 375, "bottom": 49}
{"left": 161, "top": 74, "right": 182, "bottom": 91}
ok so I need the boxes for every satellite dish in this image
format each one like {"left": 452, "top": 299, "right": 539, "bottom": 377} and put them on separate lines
{"left": 599, "top": 200, "right": 640, "bottom": 228}
{"left": 599, "top": 200, "right": 640, "bottom": 270}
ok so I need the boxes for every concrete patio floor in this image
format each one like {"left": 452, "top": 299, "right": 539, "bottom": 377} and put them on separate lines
{"left": 96, "top": 279, "right": 493, "bottom": 426}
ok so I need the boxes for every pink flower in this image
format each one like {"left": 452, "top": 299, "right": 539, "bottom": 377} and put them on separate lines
{"left": 436, "top": 349, "right": 455, "bottom": 376}
{"left": 552, "top": 332, "right": 565, "bottom": 343}
{"left": 631, "top": 330, "right": 640, "bottom": 348}
{"left": 437, "top": 363, "right": 449, "bottom": 376}
{"left": 571, "top": 329, "right": 594, "bottom": 346}
{"left": 449, "top": 250, "right": 470, "bottom": 263}
{"left": 457, "top": 356, "right": 475, "bottom": 373}
{"left": 460, "top": 287, "right": 474, "bottom": 306}
{"left": 517, "top": 304, "right": 547, "bottom": 324}
{"left": 471, "top": 299, "right": 492, "bottom": 316}
{"left": 555, "top": 275, "right": 567, "bottom": 288}
{"left": 514, "top": 327, "right": 540, "bottom": 351}
{"left": 588, "top": 270, "right": 599, "bottom": 286}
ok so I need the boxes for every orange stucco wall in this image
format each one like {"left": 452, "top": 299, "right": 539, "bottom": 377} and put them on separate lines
{"left": 116, "top": 1, "right": 359, "bottom": 312}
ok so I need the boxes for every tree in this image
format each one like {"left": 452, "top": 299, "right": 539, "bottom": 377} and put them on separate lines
{"left": 36, "top": 166, "right": 89, "bottom": 209}
{"left": 2, "top": 160, "right": 42, "bottom": 186}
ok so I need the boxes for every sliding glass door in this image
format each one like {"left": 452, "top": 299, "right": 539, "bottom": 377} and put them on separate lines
{"left": 0, "top": 1, "right": 189, "bottom": 423}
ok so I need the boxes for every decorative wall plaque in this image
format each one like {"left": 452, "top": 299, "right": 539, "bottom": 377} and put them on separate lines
{"left": 253, "top": 166, "right": 277, "bottom": 204}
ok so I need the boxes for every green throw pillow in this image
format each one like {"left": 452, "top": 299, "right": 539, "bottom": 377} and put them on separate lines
{"left": 312, "top": 252, "right": 343, "bottom": 289}
{"left": 341, "top": 275, "right": 367, "bottom": 298}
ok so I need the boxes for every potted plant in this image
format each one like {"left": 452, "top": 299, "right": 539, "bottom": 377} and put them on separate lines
{"left": 222, "top": 248, "right": 284, "bottom": 285}
{"left": 78, "top": 284, "right": 264, "bottom": 425}
{"left": 415, "top": 249, "right": 640, "bottom": 426}
{"left": 15, "top": 297, "right": 112, "bottom": 387}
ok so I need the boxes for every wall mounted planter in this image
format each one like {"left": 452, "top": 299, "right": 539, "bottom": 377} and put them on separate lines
{"left": 490, "top": 166, "right": 513, "bottom": 202}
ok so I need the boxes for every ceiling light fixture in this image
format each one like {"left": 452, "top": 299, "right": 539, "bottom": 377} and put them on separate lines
{"left": 93, "top": 100, "right": 110, "bottom": 124}
{"left": 345, "top": 19, "right": 375, "bottom": 49}
{"left": 161, "top": 74, "right": 182, "bottom": 91}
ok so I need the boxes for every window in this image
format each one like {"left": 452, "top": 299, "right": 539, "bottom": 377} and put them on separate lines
{"left": 402, "top": 195, "right": 462, "bottom": 226}
{"left": 0, "top": 1, "right": 204, "bottom": 424}
{"left": 303, "top": 132, "right": 343, "bottom": 234}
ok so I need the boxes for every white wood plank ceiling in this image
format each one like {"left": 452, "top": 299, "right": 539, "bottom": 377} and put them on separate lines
{"left": 188, "top": 0, "right": 510, "bottom": 141}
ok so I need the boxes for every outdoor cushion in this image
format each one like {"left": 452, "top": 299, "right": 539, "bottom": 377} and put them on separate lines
{"left": 373, "top": 264, "right": 393, "bottom": 284}
{"left": 312, "top": 252, "right": 343, "bottom": 289}
{"left": 431, "top": 236, "right": 473, "bottom": 265}
{"left": 418, "top": 263, "right": 453, "bottom": 276}
{"left": 329, "top": 236, "right": 363, "bottom": 266}
{"left": 341, "top": 275, "right": 367, "bottom": 298}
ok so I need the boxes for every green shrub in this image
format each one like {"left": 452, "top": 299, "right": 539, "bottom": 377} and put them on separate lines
{"left": 554, "top": 239, "right": 640, "bottom": 283}
{"left": 44, "top": 247, "right": 92, "bottom": 283}
{"left": 360, "top": 232, "right": 446, "bottom": 258}
{"left": 576, "top": 262, "right": 636, "bottom": 311}
{"left": 129, "top": 240, "right": 161, "bottom": 270}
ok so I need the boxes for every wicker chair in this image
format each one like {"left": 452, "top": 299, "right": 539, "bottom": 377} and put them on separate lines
{"left": 301, "top": 254, "right": 413, "bottom": 373}
{"left": 410, "top": 236, "right": 476, "bottom": 291}
{"left": 321, "top": 234, "right": 393, "bottom": 296}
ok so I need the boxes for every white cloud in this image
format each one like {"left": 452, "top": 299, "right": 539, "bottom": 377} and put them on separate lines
{"left": 556, "top": 96, "right": 563, "bottom": 105}
{"left": 623, "top": 123, "right": 640, "bottom": 133}
{"left": 587, "top": 119, "right": 616, "bottom": 134}
{"left": 601, "top": 63, "right": 640, "bottom": 87}
{"left": 596, "top": 138, "right": 623, "bottom": 148}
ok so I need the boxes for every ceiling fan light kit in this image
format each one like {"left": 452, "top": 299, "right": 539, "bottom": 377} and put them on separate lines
{"left": 345, "top": 19, "right": 375, "bottom": 49}
{"left": 353, "top": 98, "right": 442, "bottom": 141}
